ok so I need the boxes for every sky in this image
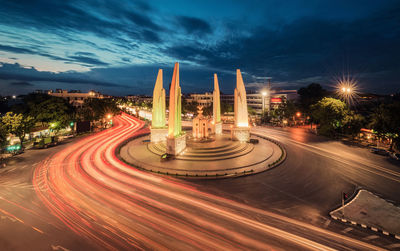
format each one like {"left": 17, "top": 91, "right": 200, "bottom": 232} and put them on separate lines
{"left": 0, "top": 0, "right": 399, "bottom": 96}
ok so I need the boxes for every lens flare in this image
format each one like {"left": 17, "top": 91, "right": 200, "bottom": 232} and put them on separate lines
{"left": 335, "top": 74, "right": 359, "bottom": 106}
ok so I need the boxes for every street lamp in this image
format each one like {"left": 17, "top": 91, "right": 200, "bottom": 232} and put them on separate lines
{"left": 337, "top": 75, "right": 358, "bottom": 105}
{"left": 261, "top": 91, "right": 268, "bottom": 121}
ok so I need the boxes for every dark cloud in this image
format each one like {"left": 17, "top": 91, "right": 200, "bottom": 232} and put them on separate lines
{"left": 0, "top": 0, "right": 164, "bottom": 54}
{"left": 141, "top": 29, "right": 161, "bottom": 43}
{"left": 165, "top": 4, "right": 400, "bottom": 93}
{"left": 0, "top": 44, "right": 35, "bottom": 54}
{"left": 124, "top": 11, "right": 161, "bottom": 31}
{"left": 68, "top": 55, "right": 109, "bottom": 66}
{"left": 0, "top": 1, "right": 399, "bottom": 95}
{"left": 0, "top": 63, "right": 124, "bottom": 87}
{"left": 74, "top": 52, "right": 97, "bottom": 57}
{"left": 10, "top": 81, "right": 33, "bottom": 86}
{"left": 176, "top": 16, "right": 212, "bottom": 35}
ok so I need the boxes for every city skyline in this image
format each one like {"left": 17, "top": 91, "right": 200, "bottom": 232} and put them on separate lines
{"left": 0, "top": 1, "right": 399, "bottom": 96}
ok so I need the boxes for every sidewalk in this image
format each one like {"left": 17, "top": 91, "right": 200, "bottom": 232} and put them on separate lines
{"left": 330, "top": 189, "right": 400, "bottom": 239}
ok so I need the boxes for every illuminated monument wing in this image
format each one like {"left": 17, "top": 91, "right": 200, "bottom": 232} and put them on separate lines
{"left": 150, "top": 69, "right": 167, "bottom": 142}
{"left": 166, "top": 62, "right": 186, "bottom": 155}
{"left": 213, "top": 73, "right": 222, "bottom": 134}
{"left": 232, "top": 69, "right": 250, "bottom": 141}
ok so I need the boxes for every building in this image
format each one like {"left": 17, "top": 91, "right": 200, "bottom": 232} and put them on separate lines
{"left": 186, "top": 90, "right": 298, "bottom": 114}
{"left": 126, "top": 95, "right": 153, "bottom": 106}
{"left": 48, "top": 90, "right": 103, "bottom": 108}
{"left": 185, "top": 92, "right": 213, "bottom": 107}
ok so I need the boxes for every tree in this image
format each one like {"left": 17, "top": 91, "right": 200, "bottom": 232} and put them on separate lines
{"left": 221, "top": 101, "right": 233, "bottom": 114}
{"left": 266, "top": 97, "right": 298, "bottom": 124}
{"left": 311, "top": 98, "right": 348, "bottom": 137}
{"left": 11, "top": 93, "right": 74, "bottom": 132}
{"left": 0, "top": 123, "right": 8, "bottom": 150}
{"left": 2, "top": 112, "right": 35, "bottom": 149}
{"left": 298, "top": 83, "right": 327, "bottom": 109}
{"left": 247, "top": 106, "right": 257, "bottom": 116}
{"left": 31, "top": 97, "right": 74, "bottom": 131}
{"left": 79, "top": 98, "right": 120, "bottom": 123}
{"left": 182, "top": 98, "right": 198, "bottom": 114}
{"left": 343, "top": 112, "right": 365, "bottom": 139}
{"left": 369, "top": 102, "right": 400, "bottom": 150}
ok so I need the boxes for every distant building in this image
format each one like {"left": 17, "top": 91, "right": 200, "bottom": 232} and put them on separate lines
{"left": 185, "top": 90, "right": 298, "bottom": 114}
{"left": 126, "top": 95, "right": 153, "bottom": 105}
{"left": 48, "top": 90, "right": 103, "bottom": 108}
{"left": 185, "top": 92, "right": 213, "bottom": 107}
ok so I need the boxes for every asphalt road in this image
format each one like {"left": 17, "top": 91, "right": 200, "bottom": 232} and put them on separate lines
{"left": 0, "top": 114, "right": 399, "bottom": 250}
{"left": 191, "top": 126, "right": 400, "bottom": 249}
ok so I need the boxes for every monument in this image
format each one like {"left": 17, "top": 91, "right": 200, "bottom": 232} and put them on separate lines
{"left": 150, "top": 69, "right": 167, "bottom": 142}
{"left": 212, "top": 73, "right": 222, "bottom": 135}
{"left": 192, "top": 105, "right": 210, "bottom": 139}
{"left": 120, "top": 64, "right": 286, "bottom": 179}
{"left": 166, "top": 62, "right": 186, "bottom": 155}
{"left": 232, "top": 69, "right": 250, "bottom": 141}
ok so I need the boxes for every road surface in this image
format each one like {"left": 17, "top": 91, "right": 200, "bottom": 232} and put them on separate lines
{"left": 0, "top": 114, "right": 398, "bottom": 250}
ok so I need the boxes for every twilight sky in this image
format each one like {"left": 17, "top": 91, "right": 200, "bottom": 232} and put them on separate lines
{"left": 0, "top": 0, "right": 399, "bottom": 96}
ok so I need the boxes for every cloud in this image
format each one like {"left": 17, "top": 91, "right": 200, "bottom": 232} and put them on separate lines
{"left": 164, "top": 4, "right": 400, "bottom": 93}
{"left": 124, "top": 11, "right": 161, "bottom": 31}
{"left": 10, "top": 81, "right": 33, "bottom": 86}
{"left": 0, "top": 1, "right": 399, "bottom": 95}
{"left": 0, "top": 44, "right": 35, "bottom": 54}
{"left": 68, "top": 55, "right": 109, "bottom": 66}
{"left": 0, "top": 63, "right": 125, "bottom": 87}
{"left": 176, "top": 16, "right": 212, "bottom": 35}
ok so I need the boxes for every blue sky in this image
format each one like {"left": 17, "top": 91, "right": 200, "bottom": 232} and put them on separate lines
{"left": 0, "top": 0, "right": 399, "bottom": 95}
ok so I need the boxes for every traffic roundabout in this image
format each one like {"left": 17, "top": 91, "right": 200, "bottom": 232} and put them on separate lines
{"left": 119, "top": 131, "right": 286, "bottom": 179}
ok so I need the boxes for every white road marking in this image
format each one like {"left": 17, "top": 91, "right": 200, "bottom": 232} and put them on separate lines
{"left": 362, "top": 235, "right": 379, "bottom": 241}
{"left": 51, "top": 245, "right": 71, "bottom": 251}
{"left": 323, "top": 219, "right": 331, "bottom": 228}
{"left": 342, "top": 227, "right": 353, "bottom": 233}
{"left": 385, "top": 243, "right": 400, "bottom": 249}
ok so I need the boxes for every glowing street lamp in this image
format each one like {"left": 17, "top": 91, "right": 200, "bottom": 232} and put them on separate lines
{"left": 296, "top": 112, "right": 301, "bottom": 117}
{"left": 261, "top": 91, "right": 268, "bottom": 118}
{"left": 107, "top": 114, "right": 112, "bottom": 119}
{"left": 336, "top": 75, "right": 358, "bottom": 106}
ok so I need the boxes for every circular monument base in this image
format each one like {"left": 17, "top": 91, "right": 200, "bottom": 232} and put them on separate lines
{"left": 119, "top": 132, "right": 286, "bottom": 179}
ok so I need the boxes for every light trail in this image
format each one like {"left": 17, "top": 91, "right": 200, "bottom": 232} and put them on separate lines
{"left": 252, "top": 127, "right": 400, "bottom": 183}
{"left": 33, "top": 113, "right": 384, "bottom": 250}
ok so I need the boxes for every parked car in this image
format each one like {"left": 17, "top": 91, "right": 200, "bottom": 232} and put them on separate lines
{"left": 369, "top": 147, "right": 389, "bottom": 156}
{"left": 390, "top": 152, "right": 400, "bottom": 160}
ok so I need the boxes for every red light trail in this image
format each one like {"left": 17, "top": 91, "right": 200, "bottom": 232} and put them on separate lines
{"left": 32, "top": 113, "right": 382, "bottom": 250}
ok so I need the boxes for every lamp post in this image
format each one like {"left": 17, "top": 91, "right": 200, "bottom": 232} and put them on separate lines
{"left": 261, "top": 91, "right": 267, "bottom": 123}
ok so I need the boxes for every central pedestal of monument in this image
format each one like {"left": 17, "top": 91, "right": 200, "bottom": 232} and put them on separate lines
{"left": 119, "top": 132, "right": 286, "bottom": 179}
{"left": 150, "top": 127, "right": 168, "bottom": 143}
{"left": 166, "top": 133, "right": 186, "bottom": 155}
{"left": 232, "top": 126, "right": 250, "bottom": 142}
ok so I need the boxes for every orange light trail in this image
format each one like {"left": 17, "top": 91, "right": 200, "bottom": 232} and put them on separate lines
{"left": 32, "top": 113, "right": 383, "bottom": 250}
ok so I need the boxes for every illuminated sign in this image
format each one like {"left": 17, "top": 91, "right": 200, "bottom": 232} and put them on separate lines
{"left": 270, "top": 98, "right": 282, "bottom": 103}
{"left": 6, "top": 144, "right": 21, "bottom": 151}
